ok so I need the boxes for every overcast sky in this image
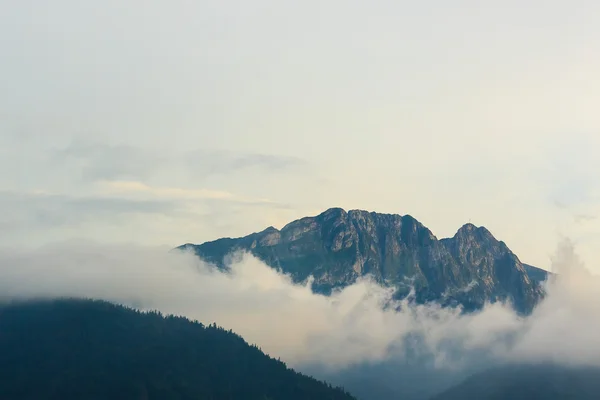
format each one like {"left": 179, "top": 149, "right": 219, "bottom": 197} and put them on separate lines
{"left": 2, "top": 1, "right": 600, "bottom": 272}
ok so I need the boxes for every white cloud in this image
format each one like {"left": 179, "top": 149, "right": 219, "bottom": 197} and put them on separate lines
{"left": 95, "top": 180, "right": 281, "bottom": 207}
{"left": 97, "top": 180, "right": 235, "bottom": 200}
{"left": 1, "top": 239, "right": 599, "bottom": 372}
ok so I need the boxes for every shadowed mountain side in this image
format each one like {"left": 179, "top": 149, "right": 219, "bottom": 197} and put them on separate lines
{"left": 429, "top": 364, "right": 600, "bottom": 400}
{"left": 523, "top": 263, "right": 551, "bottom": 283}
{"left": 305, "top": 359, "right": 479, "bottom": 400}
{"left": 179, "top": 208, "right": 548, "bottom": 313}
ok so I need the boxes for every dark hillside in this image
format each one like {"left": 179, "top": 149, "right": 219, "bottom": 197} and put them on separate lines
{"left": 0, "top": 298, "right": 355, "bottom": 400}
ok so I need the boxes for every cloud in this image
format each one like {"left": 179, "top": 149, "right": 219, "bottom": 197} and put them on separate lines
{"left": 0, "top": 190, "right": 178, "bottom": 229}
{"left": 53, "top": 141, "right": 308, "bottom": 184}
{"left": 575, "top": 213, "right": 597, "bottom": 224}
{"left": 0, "top": 183, "right": 299, "bottom": 249}
{"left": 95, "top": 180, "right": 284, "bottom": 207}
{"left": 54, "top": 142, "right": 167, "bottom": 182}
{"left": 0, "top": 190, "right": 195, "bottom": 248}
{"left": 0, "top": 243, "right": 400, "bottom": 367}
{"left": 1, "top": 238, "right": 599, "bottom": 376}
{"left": 98, "top": 180, "right": 235, "bottom": 200}
{"left": 184, "top": 150, "right": 307, "bottom": 177}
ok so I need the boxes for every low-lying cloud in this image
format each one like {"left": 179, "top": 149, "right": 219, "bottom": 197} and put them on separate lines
{"left": 0, "top": 239, "right": 598, "bottom": 373}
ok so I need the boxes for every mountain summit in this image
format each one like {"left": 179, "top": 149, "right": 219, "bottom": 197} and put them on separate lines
{"left": 179, "top": 208, "right": 547, "bottom": 313}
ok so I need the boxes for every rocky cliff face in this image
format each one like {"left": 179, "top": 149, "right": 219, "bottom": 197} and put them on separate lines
{"left": 179, "top": 208, "right": 548, "bottom": 314}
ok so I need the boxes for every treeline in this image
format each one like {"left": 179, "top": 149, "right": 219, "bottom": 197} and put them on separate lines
{"left": 0, "top": 298, "right": 355, "bottom": 400}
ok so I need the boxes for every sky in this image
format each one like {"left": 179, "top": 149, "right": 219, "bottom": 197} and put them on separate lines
{"left": 1, "top": 0, "right": 600, "bottom": 272}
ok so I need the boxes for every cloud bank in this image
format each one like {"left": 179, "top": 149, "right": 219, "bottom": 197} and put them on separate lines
{"left": 0, "top": 239, "right": 598, "bottom": 372}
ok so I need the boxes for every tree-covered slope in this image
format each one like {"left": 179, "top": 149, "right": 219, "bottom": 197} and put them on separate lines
{"left": 0, "top": 298, "right": 355, "bottom": 400}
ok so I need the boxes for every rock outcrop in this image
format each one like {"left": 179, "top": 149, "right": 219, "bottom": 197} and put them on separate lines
{"left": 179, "top": 208, "right": 548, "bottom": 313}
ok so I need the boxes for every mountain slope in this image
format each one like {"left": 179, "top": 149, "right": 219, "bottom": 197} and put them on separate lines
{"left": 180, "top": 208, "right": 547, "bottom": 313}
{"left": 523, "top": 263, "right": 551, "bottom": 283}
{"left": 0, "top": 298, "right": 356, "bottom": 400}
{"left": 429, "top": 364, "right": 600, "bottom": 400}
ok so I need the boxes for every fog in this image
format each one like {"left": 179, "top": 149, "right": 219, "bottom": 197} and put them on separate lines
{"left": 1, "top": 239, "right": 599, "bottom": 397}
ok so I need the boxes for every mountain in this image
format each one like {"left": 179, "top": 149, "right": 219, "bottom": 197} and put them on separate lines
{"left": 429, "top": 364, "right": 600, "bottom": 400}
{"left": 179, "top": 208, "right": 548, "bottom": 313}
{"left": 0, "top": 298, "right": 356, "bottom": 400}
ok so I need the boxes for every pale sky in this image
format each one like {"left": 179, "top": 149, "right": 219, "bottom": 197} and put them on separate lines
{"left": 1, "top": 1, "right": 600, "bottom": 272}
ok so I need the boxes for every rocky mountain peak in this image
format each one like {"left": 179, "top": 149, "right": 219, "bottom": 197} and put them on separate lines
{"left": 319, "top": 207, "right": 347, "bottom": 220}
{"left": 179, "top": 208, "right": 548, "bottom": 313}
{"left": 453, "top": 223, "right": 496, "bottom": 243}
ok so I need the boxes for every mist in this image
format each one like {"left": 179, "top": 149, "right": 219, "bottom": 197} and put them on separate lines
{"left": 1, "top": 239, "right": 599, "bottom": 398}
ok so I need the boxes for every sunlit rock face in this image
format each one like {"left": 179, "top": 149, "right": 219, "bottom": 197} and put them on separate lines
{"left": 179, "top": 208, "right": 547, "bottom": 314}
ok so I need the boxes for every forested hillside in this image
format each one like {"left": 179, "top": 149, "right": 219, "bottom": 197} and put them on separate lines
{"left": 0, "top": 298, "right": 355, "bottom": 400}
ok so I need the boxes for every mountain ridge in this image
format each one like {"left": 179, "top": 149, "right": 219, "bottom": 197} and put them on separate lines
{"left": 429, "top": 364, "right": 600, "bottom": 400}
{"left": 179, "top": 208, "right": 549, "bottom": 313}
